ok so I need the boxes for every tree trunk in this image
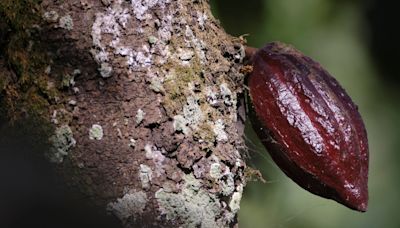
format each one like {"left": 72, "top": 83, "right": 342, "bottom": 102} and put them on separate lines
{"left": 0, "top": 0, "right": 247, "bottom": 227}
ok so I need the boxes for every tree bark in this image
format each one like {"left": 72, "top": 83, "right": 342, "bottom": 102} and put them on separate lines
{"left": 0, "top": 0, "right": 247, "bottom": 227}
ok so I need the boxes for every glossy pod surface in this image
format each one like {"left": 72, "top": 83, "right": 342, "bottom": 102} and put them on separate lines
{"left": 248, "top": 42, "right": 369, "bottom": 212}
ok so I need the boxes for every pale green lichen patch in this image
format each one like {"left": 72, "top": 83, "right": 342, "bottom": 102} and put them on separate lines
{"left": 219, "top": 83, "right": 234, "bottom": 106}
{"left": 42, "top": 10, "right": 59, "bottom": 22}
{"left": 89, "top": 124, "right": 103, "bottom": 140}
{"left": 229, "top": 184, "right": 243, "bottom": 214}
{"left": 177, "top": 48, "right": 194, "bottom": 63}
{"left": 139, "top": 164, "right": 152, "bottom": 189}
{"left": 149, "top": 76, "right": 165, "bottom": 93}
{"left": 221, "top": 172, "right": 235, "bottom": 196}
{"left": 59, "top": 15, "right": 73, "bottom": 30}
{"left": 173, "top": 115, "right": 189, "bottom": 135}
{"left": 136, "top": 109, "right": 145, "bottom": 124}
{"left": 48, "top": 125, "right": 76, "bottom": 163}
{"left": 209, "top": 163, "right": 222, "bottom": 180}
{"left": 209, "top": 161, "right": 235, "bottom": 196}
{"left": 98, "top": 62, "right": 113, "bottom": 78}
{"left": 183, "top": 96, "right": 203, "bottom": 127}
{"left": 155, "top": 174, "right": 221, "bottom": 227}
{"left": 212, "top": 119, "right": 228, "bottom": 142}
{"left": 107, "top": 191, "right": 148, "bottom": 221}
{"left": 148, "top": 35, "right": 158, "bottom": 44}
{"left": 60, "top": 73, "right": 75, "bottom": 88}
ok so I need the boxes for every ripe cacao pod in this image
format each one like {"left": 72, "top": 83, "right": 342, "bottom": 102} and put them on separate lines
{"left": 248, "top": 42, "right": 369, "bottom": 212}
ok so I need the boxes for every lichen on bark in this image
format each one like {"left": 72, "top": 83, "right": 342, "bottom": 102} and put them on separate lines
{"left": 1, "top": 0, "right": 248, "bottom": 227}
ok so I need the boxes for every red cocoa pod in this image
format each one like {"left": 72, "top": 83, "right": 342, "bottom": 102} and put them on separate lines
{"left": 248, "top": 42, "right": 369, "bottom": 212}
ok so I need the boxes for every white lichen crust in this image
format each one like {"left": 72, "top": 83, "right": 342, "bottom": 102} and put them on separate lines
{"left": 229, "top": 184, "right": 243, "bottom": 213}
{"left": 99, "top": 62, "right": 113, "bottom": 78}
{"left": 139, "top": 164, "right": 153, "bottom": 189}
{"left": 173, "top": 115, "right": 189, "bottom": 135}
{"left": 155, "top": 174, "right": 235, "bottom": 228}
{"left": 89, "top": 124, "right": 104, "bottom": 140}
{"left": 136, "top": 109, "right": 145, "bottom": 124}
{"left": 43, "top": 10, "right": 59, "bottom": 22}
{"left": 213, "top": 119, "right": 228, "bottom": 142}
{"left": 107, "top": 191, "right": 148, "bottom": 220}
{"left": 48, "top": 125, "right": 76, "bottom": 163}
{"left": 209, "top": 163, "right": 222, "bottom": 179}
{"left": 59, "top": 15, "right": 74, "bottom": 30}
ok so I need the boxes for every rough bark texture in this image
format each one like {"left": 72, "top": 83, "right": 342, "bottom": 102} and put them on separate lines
{"left": 0, "top": 0, "right": 247, "bottom": 227}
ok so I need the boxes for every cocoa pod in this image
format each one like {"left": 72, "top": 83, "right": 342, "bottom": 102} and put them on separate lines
{"left": 248, "top": 42, "right": 369, "bottom": 212}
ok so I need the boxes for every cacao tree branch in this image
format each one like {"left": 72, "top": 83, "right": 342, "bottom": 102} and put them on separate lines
{"left": 1, "top": 0, "right": 248, "bottom": 227}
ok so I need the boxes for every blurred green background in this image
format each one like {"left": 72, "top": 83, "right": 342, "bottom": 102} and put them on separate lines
{"left": 212, "top": 0, "right": 400, "bottom": 227}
